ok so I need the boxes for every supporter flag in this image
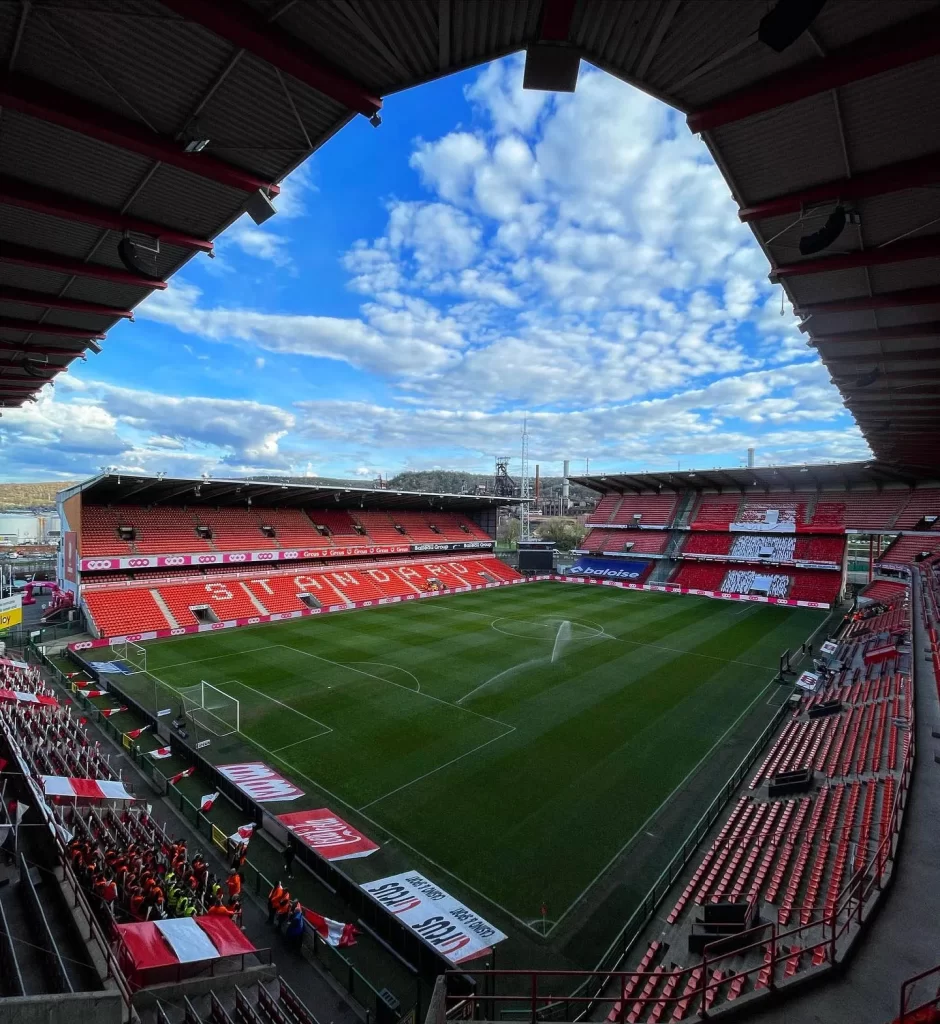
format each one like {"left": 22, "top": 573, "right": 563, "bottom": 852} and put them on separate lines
{"left": 302, "top": 908, "right": 358, "bottom": 948}
{"left": 200, "top": 792, "right": 220, "bottom": 812}
{"left": 101, "top": 706, "right": 128, "bottom": 718}
{"left": 83, "top": 691, "right": 105, "bottom": 698}
{"left": 125, "top": 726, "right": 151, "bottom": 740}
{"left": 148, "top": 747, "right": 172, "bottom": 760}
{"left": 229, "top": 823, "right": 255, "bottom": 844}
{"left": 168, "top": 767, "right": 195, "bottom": 786}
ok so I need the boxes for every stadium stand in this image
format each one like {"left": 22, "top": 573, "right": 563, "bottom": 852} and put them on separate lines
{"left": 736, "top": 499, "right": 805, "bottom": 525}
{"left": 251, "top": 508, "right": 328, "bottom": 548}
{"left": 787, "top": 571, "right": 841, "bottom": 604}
{"left": 809, "top": 491, "right": 908, "bottom": 531}
{"left": 681, "top": 533, "right": 733, "bottom": 556}
{"left": 591, "top": 495, "right": 622, "bottom": 523}
{"left": 608, "top": 493, "right": 679, "bottom": 526}
{"left": 879, "top": 535, "right": 940, "bottom": 565}
{"left": 860, "top": 579, "right": 909, "bottom": 604}
{"left": 194, "top": 508, "right": 278, "bottom": 550}
{"left": 670, "top": 563, "right": 729, "bottom": 591}
{"left": 893, "top": 488, "right": 940, "bottom": 530}
{"left": 302, "top": 508, "right": 363, "bottom": 540}
{"left": 794, "top": 536, "right": 845, "bottom": 563}
{"left": 83, "top": 588, "right": 172, "bottom": 637}
{"left": 690, "top": 494, "right": 742, "bottom": 529}
{"left": 354, "top": 511, "right": 407, "bottom": 544}
{"left": 581, "top": 530, "right": 668, "bottom": 554}
{"left": 80, "top": 557, "right": 522, "bottom": 636}
{"left": 604, "top": 589, "right": 913, "bottom": 1019}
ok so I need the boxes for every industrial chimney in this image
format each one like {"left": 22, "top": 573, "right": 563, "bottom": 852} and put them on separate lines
{"left": 534, "top": 464, "right": 540, "bottom": 500}
{"left": 747, "top": 447, "right": 756, "bottom": 468}
{"left": 562, "top": 459, "right": 570, "bottom": 512}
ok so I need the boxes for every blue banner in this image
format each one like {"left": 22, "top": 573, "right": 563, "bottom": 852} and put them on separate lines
{"left": 567, "top": 557, "right": 649, "bottom": 580}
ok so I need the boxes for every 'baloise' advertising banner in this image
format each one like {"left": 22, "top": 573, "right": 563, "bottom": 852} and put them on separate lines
{"left": 361, "top": 871, "right": 506, "bottom": 965}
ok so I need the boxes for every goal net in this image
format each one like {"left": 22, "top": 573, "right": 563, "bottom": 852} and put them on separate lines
{"left": 110, "top": 638, "right": 147, "bottom": 673}
{"left": 180, "top": 680, "right": 240, "bottom": 738}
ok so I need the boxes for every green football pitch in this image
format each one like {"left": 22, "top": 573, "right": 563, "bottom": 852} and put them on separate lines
{"left": 114, "top": 582, "right": 826, "bottom": 947}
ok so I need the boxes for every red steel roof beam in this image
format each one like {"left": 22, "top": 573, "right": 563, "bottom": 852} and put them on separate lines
{"left": 770, "top": 234, "right": 940, "bottom": 280}
{"left": 795, "top": 285, "right": 940, "bottom": 324}
{"left": 0, "top": 74, "right": 279, "bottom": 196}
{"left": 160, "top": 0, "right": 382, "bottom": 119}
{"left": 0, "top": 315, "right": 106, "bottom": 340}
{"left": 0, "top": 176, "right": 213, "bottom": 253}
{"left": 688, "top": 8, "right": 940, "bottom": 135}
{"left": 811, "top": 322, "right": 940, "bottom": 345}
{"left": 739, "top": 151, "right": 940, "bottom": 222}
{"left": 0, "top": 242, "right": 167, "bottom": 290}
{"left": 0, "top": 285, "right": 132, "bottom": 319}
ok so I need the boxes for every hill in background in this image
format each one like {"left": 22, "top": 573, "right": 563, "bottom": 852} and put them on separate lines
{"left": 0, "top": 482, "right": 74, "bottom": 509}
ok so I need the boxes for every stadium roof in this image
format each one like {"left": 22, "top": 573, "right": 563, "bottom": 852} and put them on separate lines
{"left": 570, "top": 460, "right": 939, "bottom": 495}
{"left": 3, "top": 1, "right": 939, "bottom": 469}
{"left": 61, "top": 473, "right": 519, "bottom": 513}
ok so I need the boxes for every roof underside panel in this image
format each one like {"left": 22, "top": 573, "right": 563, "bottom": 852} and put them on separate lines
{"left": 1, "top": 0, "right": 938, "bottom": 473}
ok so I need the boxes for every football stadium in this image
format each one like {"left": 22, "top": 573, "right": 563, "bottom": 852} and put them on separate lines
{"left": 1, "top": 4, "right": 940, "bottom": 1024}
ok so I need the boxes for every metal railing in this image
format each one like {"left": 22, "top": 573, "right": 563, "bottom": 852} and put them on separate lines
{"left": 898, "top": 962, "right": 940, "bottom": 1023}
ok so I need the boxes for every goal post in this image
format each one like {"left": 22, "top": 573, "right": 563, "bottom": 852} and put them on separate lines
{"left": 180, "top": 680, "right": 240, "bottom": 737}
{"left": 109, "top": 638, "right": 147, "bottom": 673}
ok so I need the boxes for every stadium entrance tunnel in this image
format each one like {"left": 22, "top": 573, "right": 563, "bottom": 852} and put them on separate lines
{"left": 490, "top": 616, "right": 606, "bottom": 641}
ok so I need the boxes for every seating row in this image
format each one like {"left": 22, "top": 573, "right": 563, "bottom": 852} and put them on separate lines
{"left": 83, "top": 557, "right": 522, "bottom": 636}
{"left": 81, "top": 504, "right": 489, "bottom": 556}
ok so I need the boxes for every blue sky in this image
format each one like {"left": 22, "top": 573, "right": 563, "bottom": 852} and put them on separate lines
{"left": 0, "top": 56, "right": 869, "bottom": 482}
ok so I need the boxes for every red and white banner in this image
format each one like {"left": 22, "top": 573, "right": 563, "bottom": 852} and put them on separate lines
{"left": 218, "top": 761, "right": 304, "bottom": 803}
{"left": 278, "top": 809, "right": 379, "bottom": 861}
{"left": 0, "top": 689, "right": 58, "bottom": 707}
{"left": 148, "top": 746, "right": 172, "bottom": 759}
{"left": 79, "top": 540, "right": 492, "bottom": 573}
{"left": 200, "top": 792, "right": 219, "bottom": 812}
{"left": 302, "top": 908, "right": 358, "bottom": 947}
{"left": 116, "top": 916, "right": 255, "bottom": 984}
{"left": 361, "top": 871, "right": 507, "bottom": 965}
{"left": 229, "top": 823, "right": 255, "bottom": 845}
{"left": 41, "top": 774, "right": 134, "bottom": 801}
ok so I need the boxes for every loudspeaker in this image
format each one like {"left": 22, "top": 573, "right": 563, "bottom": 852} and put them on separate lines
{"left": 799, "top": 204, "right": 846, "bottom": 256}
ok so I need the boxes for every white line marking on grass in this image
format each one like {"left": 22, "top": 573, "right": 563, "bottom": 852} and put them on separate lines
{"left": 156, "top": 645, "right": 279, "bottom": 671}
{"left": 233, "top": 729, "right": 536, "bottom": 934}
{"left": 133, "top": 658, "right": 535, "bottom": 932}
{"left": 218, "top": 678, "right": 333, "bottom": 738}
{"left": 275, "top": 645, "right": 509, "bottom": 729}
{"left": 272, "top": 733, "right": 332, "bottom": 753}
{"left": 359, "top": 726, "right": 515, "bottom": 810}
{"left": 545, "top": 669, "right": 783, "bottom": 937}
{"left": 353, "top": 661, "right": 421, "bottom": 693}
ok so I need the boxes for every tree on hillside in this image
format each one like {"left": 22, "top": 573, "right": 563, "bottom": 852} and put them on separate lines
{"left": 535, "top": 518, "right": 586, "bottom": 551}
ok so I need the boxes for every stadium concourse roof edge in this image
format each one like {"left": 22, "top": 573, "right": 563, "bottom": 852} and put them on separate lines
{"left": 58, "top": 471, "right": 525, "bottom": 513}
{"left": 571, "top": 459, "right": 940, "bottom": 495}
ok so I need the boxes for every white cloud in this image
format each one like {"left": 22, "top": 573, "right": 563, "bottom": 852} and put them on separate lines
{"left": 225, "top": 219, "right": 293, "bottom": 269}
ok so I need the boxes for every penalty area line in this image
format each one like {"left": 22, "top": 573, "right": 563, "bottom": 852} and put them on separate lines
{"left": 359, "top": 726, "right": 515, "bottom": 810}
{"left": 217, "top": 678, "right": 333, "bottom": 738}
